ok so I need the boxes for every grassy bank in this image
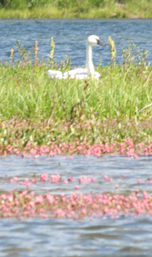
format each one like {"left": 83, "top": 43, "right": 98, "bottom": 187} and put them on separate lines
{"left": 0, "top": 38, "right": 152, "bottom": 156}
{"left": 0, "top": 0, "right": 152, "bottom": 18}
{"left": 1, "top": 63, "right": 152, "bottom": 122}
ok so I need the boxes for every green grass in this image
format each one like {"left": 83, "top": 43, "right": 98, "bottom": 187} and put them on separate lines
{"left": 0, "top": 0, "right": 152, "bottom": 18}
{"left": 1, "top": 63, "right": 152, "bottom": 121}
{"left": 0, "top": 39, "right": 152, "bottom": 151}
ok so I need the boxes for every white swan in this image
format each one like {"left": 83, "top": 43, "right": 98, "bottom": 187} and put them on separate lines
{"left": 48, "top": 35, "right": 105, "bottom": 80}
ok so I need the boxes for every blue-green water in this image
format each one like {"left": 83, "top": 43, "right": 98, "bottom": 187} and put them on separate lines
{"left": 0, "top": 19, "right": 152, "bottom": 66}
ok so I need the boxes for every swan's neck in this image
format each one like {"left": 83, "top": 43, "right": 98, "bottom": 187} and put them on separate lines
{"left": 86, "top": 42, "right": 94, "bottom": 75}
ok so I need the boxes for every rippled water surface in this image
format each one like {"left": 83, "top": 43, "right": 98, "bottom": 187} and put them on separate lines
{"left": 0, "top": 19, "right": 152, "bottom": 66}
{"left": 1, "top": 18, "right": 152, "bottom": 256}
{"left": 0, "top": 155, "right": 152, "bottom": 256}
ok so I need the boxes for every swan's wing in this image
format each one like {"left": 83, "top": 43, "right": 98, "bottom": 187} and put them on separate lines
{"left": 48, "top": 69, "right": 100, "bottom": 80}
{"left": 48, "top": 70, "right": 63, "bottom": 79}
{"left": 75, "top": 74, "right": 88, "bottom": 80}
{"left": 94, "top": 71, "right": 100, "bottom": 80}
{"left": 71, "top": 68, "right": 87, "bottom": 74}
{"left": 63, "top": 68, "right": 88, "bottom": 79}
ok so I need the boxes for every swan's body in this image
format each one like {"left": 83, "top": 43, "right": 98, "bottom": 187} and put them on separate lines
{"left": 48, "top": 35, "right": 105, "bottom": 80}
{"left": 48, "top": 70, "right": 63, "bottom": 79}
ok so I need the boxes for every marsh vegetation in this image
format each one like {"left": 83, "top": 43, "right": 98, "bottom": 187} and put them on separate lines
{"left": 0, "top": 38, "right": 152, "bottom": 156}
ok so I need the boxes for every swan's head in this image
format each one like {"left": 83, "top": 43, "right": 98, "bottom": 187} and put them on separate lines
{"left": 87, "top": 35, "right": 105, "bottom": 47}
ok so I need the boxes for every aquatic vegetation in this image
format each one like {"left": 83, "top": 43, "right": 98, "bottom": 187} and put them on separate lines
{"left": 0, "top": 39, "right": 152, "bottom": 221}
{"left": 0, "top": 118, "right": 152, "bottom": 158}
{"left": 1, "top": 171, "right": 152, "bottom": 219}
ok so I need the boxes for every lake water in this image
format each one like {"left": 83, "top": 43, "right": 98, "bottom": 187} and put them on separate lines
{"left": 0, "top": 155, "right": 152, "bottom": 256}
{"left": 0, "top": 19, "right": 152, "bottom": 66}
{"left": 1, "top": 18, "right": 152, "bottom": 256}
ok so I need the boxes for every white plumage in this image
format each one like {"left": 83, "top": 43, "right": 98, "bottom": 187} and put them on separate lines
{"left": 48, "top": 35, "right": 105, "bottom": 80}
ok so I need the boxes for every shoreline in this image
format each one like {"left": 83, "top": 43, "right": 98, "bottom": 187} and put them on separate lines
{"left": 0, "top": 118, "right": 151, "bottom": 157}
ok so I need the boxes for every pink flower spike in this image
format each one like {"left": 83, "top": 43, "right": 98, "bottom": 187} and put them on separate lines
{"left": 115, "top": 184, "right": 119, "bottom": 189}
{"left": 30, "top": 149, "right": 37, "bottom": 155}
{"left": 13, "top": 177, "right": 18, "bottom": 182}
{"left": 81, "top": 208, "right": 86, "bottom": 215}
{"left": 35, "top": 195, "right": 43, "bottom": 204}
{"left": 31, "top": 179, "right": 37, "bottom": 183}
{"left": 68, "top": 177, "right": 74, "bottom": 182}
{"left": 24, "top": 179, "right": 29, "bottom": 184}
{"left": 122, "top": 174, "right": 125, "bottom": 178}
{"left": 1, "top": 194, "right": 6, "bottom": 200}
{"left": 40, "top": 173, "right": 48, "bottom": 182}
{"left": 108, "top": 177, "right": 113, "bottom": 182}
{"left": 75, "top": 185, "right": 79, "bottom": 190}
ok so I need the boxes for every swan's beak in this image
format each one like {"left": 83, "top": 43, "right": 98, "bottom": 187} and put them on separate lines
{"left": 97, "top": 39, "right": 106, "bottom": 47}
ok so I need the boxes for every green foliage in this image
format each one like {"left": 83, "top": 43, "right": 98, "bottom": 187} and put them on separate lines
{"left": 0, "top": 39, "right": 152, "bottom": 148}
{"left": 0, "top": 0, "right": 152, "bottom": 17}
{"left": 0, "top": 0, "right": 106, "bottom": 9}
{"left": 0, "top": 0, "right": 108, "bottom": 9}
{"left": 1, "top": 0, "right": 27, "bottom": 9}
{"left": 0, "top": 41, "right": 152, "bottom": 123}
